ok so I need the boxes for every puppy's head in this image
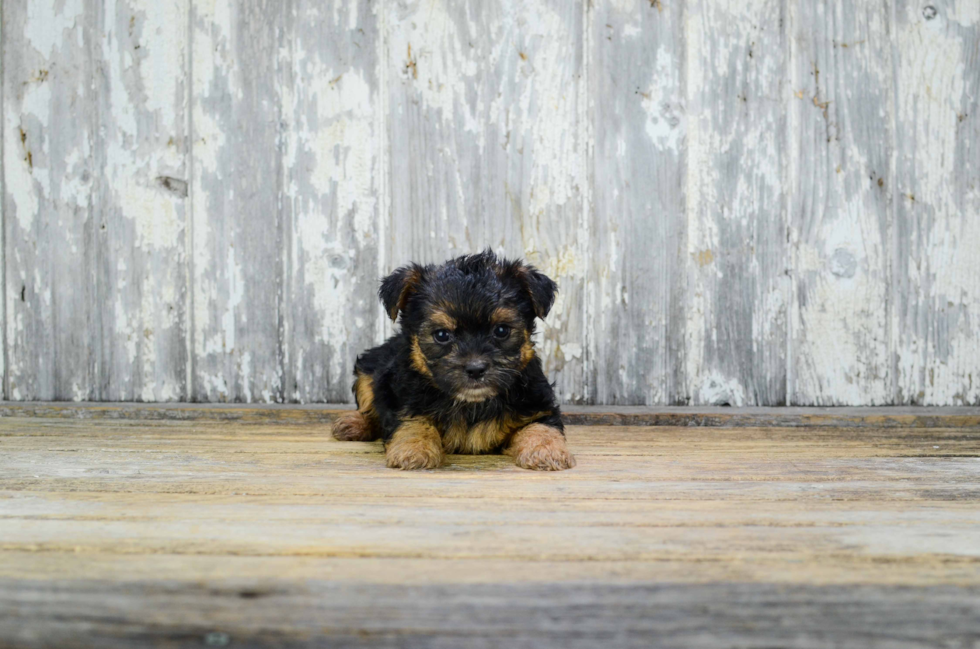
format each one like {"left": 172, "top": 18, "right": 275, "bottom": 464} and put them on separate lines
{"left": 380, "top": 250, "right": 557, "bottom": 403}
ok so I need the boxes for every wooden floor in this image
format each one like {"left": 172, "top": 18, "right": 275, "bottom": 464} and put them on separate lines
{"left": 2, "top": 410, "right": 980, "bottom": 647}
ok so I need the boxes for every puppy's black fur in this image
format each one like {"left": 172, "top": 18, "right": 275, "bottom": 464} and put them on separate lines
{"left": 333, "top": 250, "right": 573, "bottom": 470}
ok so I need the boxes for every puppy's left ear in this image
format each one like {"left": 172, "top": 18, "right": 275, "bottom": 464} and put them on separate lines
{"left": 379, "top": 263, "right": 426, "bottom": 322}
{"left": 507, "top": 261, "right": 557, "bottom": 319}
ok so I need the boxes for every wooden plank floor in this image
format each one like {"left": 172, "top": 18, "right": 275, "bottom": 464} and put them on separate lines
{"left": 1, "top": 414, "right": 979, "bottom": 647}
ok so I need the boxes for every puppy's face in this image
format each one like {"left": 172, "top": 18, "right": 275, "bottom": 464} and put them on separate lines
{"left": 413, "top": 296, "right": 529, "bottom": 403}
{"left": 380, "top": 251, "right": 557, "bottom": 403}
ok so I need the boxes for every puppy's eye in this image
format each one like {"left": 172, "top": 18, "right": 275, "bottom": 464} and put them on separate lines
{"left": 433, "top": 329, "right": 453, "bottom": 344}
{"left": 492, "top": 324, "right": 511, "bottom": 340}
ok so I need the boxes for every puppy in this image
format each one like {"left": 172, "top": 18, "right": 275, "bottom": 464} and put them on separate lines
{"left": 332, "top": 250, "right": 575, "bottom": 471}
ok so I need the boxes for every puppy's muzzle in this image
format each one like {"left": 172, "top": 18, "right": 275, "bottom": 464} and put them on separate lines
{"left": 465, "top": 359, "right": 489, "bottom": 379}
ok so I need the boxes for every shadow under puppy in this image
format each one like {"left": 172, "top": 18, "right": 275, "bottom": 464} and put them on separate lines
{"left": 332, "top": 250, "right": 575, "bottom": 471}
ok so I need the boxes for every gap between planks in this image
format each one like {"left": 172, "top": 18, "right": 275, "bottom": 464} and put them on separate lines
{"left": 1, "top": 402, "right": 979, "bottom": 428}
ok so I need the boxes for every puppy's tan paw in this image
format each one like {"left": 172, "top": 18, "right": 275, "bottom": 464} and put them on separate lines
{"left": 507, "top": 423, "right": 576, "bottom": 471}
{"left": 385, "top": 417, "right": 444, "bottom": 470}
{"left": 332, "top": 411, "right": 380, "bottom": 441}
{"left": 386, "top": 444, "right": 443, "bottom": 470}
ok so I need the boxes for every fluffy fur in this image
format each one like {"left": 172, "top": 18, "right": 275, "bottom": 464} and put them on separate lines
{"left": 332, "top": 250, "right": 574, "bottom": 471}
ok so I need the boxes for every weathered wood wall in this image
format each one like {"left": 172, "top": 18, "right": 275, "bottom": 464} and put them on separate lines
{"left": 3, "top": 0, "right": 978, "bottom": 405}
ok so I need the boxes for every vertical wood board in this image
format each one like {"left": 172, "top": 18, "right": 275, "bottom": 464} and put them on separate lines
{"left": 789, "top": 0, "right": 893, "bottom": 405}
{"left": 684, "top": 0, "right": 790, "bottom": 405}
{"left": 190, "top": 0, "right": 283, "bottom": 402}
{"left": 590, "top": 0, "right": 687, "bottom": 405}
{"left": 4, "top": 0, "right": 99, "bottom": 400}
{"left": 96, "top": 0, "right": 190, "bottom": 401}
{"left": 384, "top": 0, "right": 588, "bottom": 402}
{"left": 892, "top": 0, "right": 980, "bottom": 405}
{"left": 280, "top": 0, "right": 383, "bottom": 403}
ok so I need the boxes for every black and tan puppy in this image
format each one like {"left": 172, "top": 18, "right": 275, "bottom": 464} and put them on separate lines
{"left": 332, "top": 250, "right": 575, "bottom": 471}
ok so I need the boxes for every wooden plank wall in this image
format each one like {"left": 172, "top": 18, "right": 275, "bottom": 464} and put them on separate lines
{"left": 2, "top": 0, "right": 978, "bottom": 406}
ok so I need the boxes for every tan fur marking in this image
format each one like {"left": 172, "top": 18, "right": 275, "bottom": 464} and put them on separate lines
{"left": 491, "top": 306, "right": 520, "bottom": 324}
{"left": 520, "top": 330, "right": 535, "bottom": 368}
{"left": 434, "top": 299, "right": 457, "bottom": 315}
{"left": 440, "top": 419, "right": 468, "bottom": 454}
{"left": 505, "top": 423, "right": 576, "bottom": 471}
{"left": 441, "top": 411, "right": 551, "bottom": 454}
{"left": 409, "top": 336, "right": 433, "bottom": 377}
{"left": 429, "top": 310, "right": 456, "bottom": 330}
{"left": 332, "top": 411, "right": 377, "bottom": 441}
{"left": 333, "top": 374, "right": 381, "bottom": 441}
{"left": 354, "top": 374, "right": 376, "bottom": 414}
{"left": 389, "top": 267, "right": 423, "bottom": 321}
{"left": 442, "top": 419, "right": 508, "bottom": 454}
{"left": 386, "top": 417, "right": 444, "bottom": 470}
{"left": 503, "top": 410, "right": 551, "bottom": 432}
{"left": 354, "top": 373, "right": 380, "bottom": 432}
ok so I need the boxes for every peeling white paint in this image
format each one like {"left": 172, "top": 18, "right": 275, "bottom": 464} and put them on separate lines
{"left": 684, "top": 0, "right": 789, "bottom": 405}
{"left": 641, "top": 47, "right": 684, "bottom": 152}
{"left": 137, "top": 1, "right": 185, "bottom": 128}
{"left": 25, "top": 0, "right": 85, "bottom": 59}
{"left": 5, "top": 122, "right": 39, "bottom": 233}
{"left": 117, "top": 179, "right": 183, "bottom": 249}
{"left": 948, "top": 1, "right": 979, "bottom": 26}
{"left": 278, "top": 2, "right": 384, "bottom": 402}
{"left": 221, "top": 244, "right": 243, "bottom": 355}
{"left": 698, "top": 370, "right": 747, "bottom": 407}
{"left": 307, "top": 70, "right": 377, "bottom": 237}
{"left": 386, "top": 0, "right": 480, "bottom": 128}
{"left": 789, "top": 0, "right": 895, "bottom": 406}
{"left": 894, "top": 1, "right": 980, "bottom": 405}
{"left": 5, "top": 0, "right": 979, "bottom": 405}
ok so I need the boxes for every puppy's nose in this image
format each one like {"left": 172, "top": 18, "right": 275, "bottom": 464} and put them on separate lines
{"left": 465, "top": 359, "right": 489, "bottom": 379}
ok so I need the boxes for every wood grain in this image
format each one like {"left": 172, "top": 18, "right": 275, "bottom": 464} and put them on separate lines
{"left": 789, "top": 0, "right": 893, "bottom": 405}
{"left": 384, "top": 0, "right": 588, "bottom": 402}
{"left": 280, "top": 0, "right": 383, "bottom": 403}
{"left": 3, "top": 1, "right": 191, "bottom": 403}
{"left": 590, "top": 0, "right": 687, "bottom": 405}
{"left": 190, "top": 0, "right": 284, "bottom": 402}
{"left": 3, "top": 580, "right": 978, "bottom": 649}
{"left": 685, "top": 0, "right": 790, "bottom": 406}
{"left": 4, "top": 0, "right": 99, "bottom": 400}
{"left": 892, "top": 0, "right": 980, "bottom": 405}
{"left": 2, "top": 0, "right": 979, "bottom": 407}
{"left": 98, "top": 0, "right": 191, "bottom": 401}
{"left": 1, "top": 416, "right": 979, "bottom": 646}
{"left": 3, "top": 401, "right": 980, "bottom": 428}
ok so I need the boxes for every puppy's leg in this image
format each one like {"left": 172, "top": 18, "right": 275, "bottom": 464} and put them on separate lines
{"left": 332, "top": 373, "right": 382, "bottom": 441}
{"left": 332, "top": 412, "right": 376, "bottom": 441}
{"left": 505, "top": 423, "right": 576, "bottom": 471}
{"left": 386, "top": 417, "right": 444, "bottom": 470}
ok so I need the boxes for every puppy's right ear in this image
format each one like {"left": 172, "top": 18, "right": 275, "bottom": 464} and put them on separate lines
{"left": 502, "top": 260, "right": 557, "bottom": 320}
{"left": 379, "top": 264, "right": 426, "bottom": 322}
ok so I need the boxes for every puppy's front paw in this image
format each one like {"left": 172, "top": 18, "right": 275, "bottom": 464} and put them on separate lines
{"left": 385, "top": 417, "right": 444, "bottom": 470}
{"left": 386, "top": 444, "right": 443, "bottom": 470}
{"left": 332, "top": 411, "right": 379, "bottom": 441}
{"left": 507, "top": 423, "right": 576, "bottom": 471}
